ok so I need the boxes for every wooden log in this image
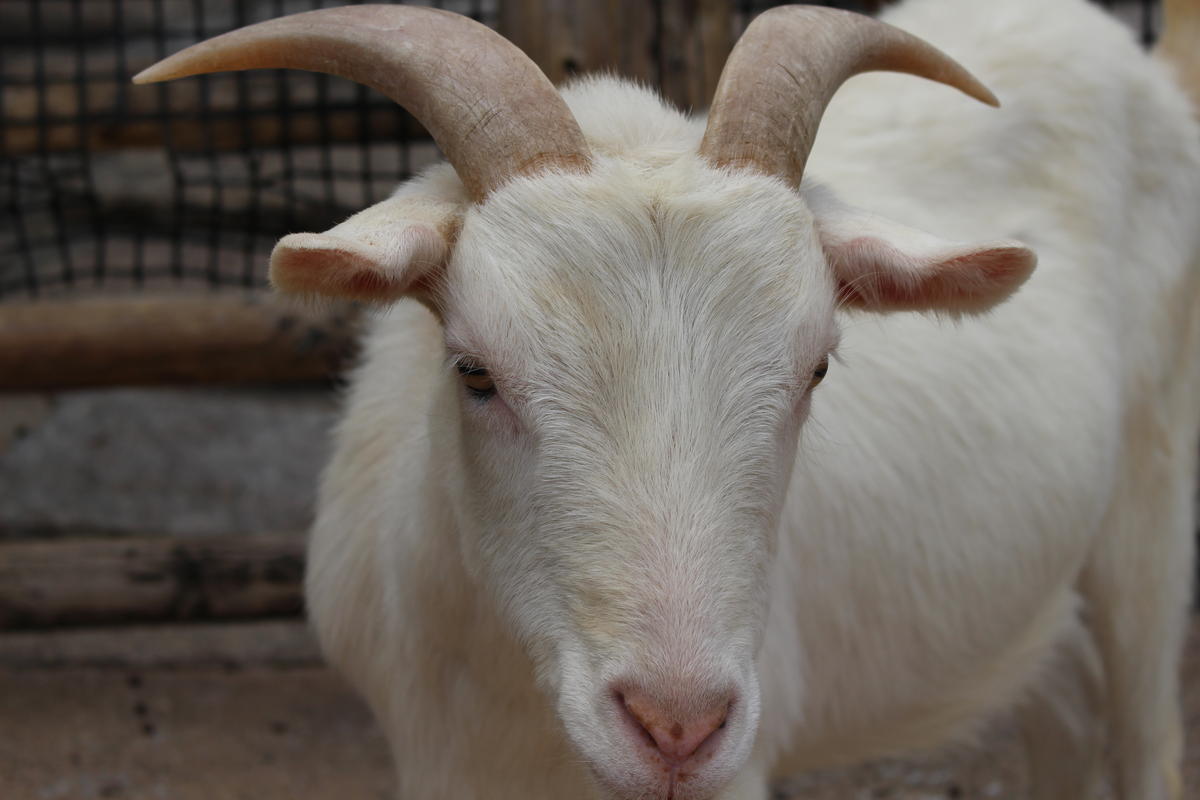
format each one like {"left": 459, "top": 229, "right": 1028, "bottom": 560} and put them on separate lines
{"left": 0, "top": 534, "right": 306, "bottom": 630}
{"left": 0, "top": 293, "right": 359, "bottom": 390}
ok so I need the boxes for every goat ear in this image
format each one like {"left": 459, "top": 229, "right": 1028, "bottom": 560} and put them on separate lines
{"left": 803, "top": 184, "right": 1036, "bottom": 314}
{"left": 269, "top": 194, "right": 460, "bottom": 303}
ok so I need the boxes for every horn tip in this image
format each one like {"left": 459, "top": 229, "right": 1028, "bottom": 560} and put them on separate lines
{"left": 962, "top": 75, "right": 1001, "bottom": 108}
{"left": 978, "top": 86, "right": 1001, "bottom": 108}
{"left": 132, "top": 63, "right": 170, "bottom": 84}
{"left": 133, "top": 52, "right": 202, "bottom": 84}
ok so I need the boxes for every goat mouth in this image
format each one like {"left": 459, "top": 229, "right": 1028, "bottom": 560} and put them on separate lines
{"left": 584, "top": 763, "right": 683, "bottom": 800}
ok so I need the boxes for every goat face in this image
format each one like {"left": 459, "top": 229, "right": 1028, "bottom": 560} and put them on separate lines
{"left": 135, "top": 7, "right": 1032, "bottom": 796}
{"left": 436, "top": 149, "right": 1032, "bottom": 796}
{"left": 438, "top": 157, "right": 835, "bottom": 798}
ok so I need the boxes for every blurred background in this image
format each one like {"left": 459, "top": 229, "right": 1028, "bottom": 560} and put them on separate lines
{"left": 0, "top": 1, "right": 1188, "bottom": 799}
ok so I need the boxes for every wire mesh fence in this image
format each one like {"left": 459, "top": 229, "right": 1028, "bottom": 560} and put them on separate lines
{"left": 1, "top": 0, "right": 488, "bottom": 300}
{"left": 0, "top": 0, "right": 1161, "bottom": 301}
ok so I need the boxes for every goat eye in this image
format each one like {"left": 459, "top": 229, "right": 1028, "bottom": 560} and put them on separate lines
{"left": 811, "top": 357, "right": 829, "bottom": 387}
{"left": 456, "top": 361, "right": 496, "bottom": 399}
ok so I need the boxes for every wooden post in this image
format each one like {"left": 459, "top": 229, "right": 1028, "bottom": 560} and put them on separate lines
{"left": 0, "top": 534, "right": 306, "bottom": 629}
{"left": 1161, "top": 0, "right": 1200, "bottom": 110}
{"left": 502, "top": 0, "right": 735, "bottom": 112}
{"left": 0, "top": 293, "right": 359, "bottom": 390}
{"left": 502, "top": 1, "right": 896, "bottom": 114}
{"left": 501, "top": 0, "right": 657, "bottom": 91}
{"left": 658, "top": 0, "right": 735, "bottom": 112}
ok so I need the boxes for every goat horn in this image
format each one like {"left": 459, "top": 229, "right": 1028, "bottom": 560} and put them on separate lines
{"left": 133, "top": 5, "right": 591, "bottom": 202}
{"left": 699, "top": 6, "right": 998, "bottom": 187}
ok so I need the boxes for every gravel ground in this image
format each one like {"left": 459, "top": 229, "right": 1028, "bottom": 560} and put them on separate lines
{"left": 2, "top": 617, "right": 1197, "bottom": 800}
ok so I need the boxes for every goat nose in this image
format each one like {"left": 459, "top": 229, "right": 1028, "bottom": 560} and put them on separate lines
{"left": 618, "top": 687, "right": 730, "bottom": 765}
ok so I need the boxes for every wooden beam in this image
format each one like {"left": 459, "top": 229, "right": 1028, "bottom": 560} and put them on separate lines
{"left": 0, "top": 620, "right": 321, "bottom": 669}
{"left": 4, "top": 108, "right": 425, "bottom": 155}
{"left": 0, "top": 534, "right": 306, "bottom": 630}
{"left": 0, "top": 293, "right": 359, "bottom": 390}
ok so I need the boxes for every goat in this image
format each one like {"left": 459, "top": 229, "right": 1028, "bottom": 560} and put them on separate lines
{"left": 135, "top": 0, "right": 1200, "bottom": 797}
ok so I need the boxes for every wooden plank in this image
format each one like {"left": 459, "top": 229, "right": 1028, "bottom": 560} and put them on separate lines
{"left": 659, "top": 0, "right": 735, "bottom": 112}
{"left": 0, "top": 293, "right": 359, "bottom": 390}
{"left": 0, "top": 619, "right": 321, "bottom": 668}
{"left": 3, "top": 108, "right": 423, "bottom": 155}
{"left": 500, "top": 0, "right": 657, "bottom": 88}
{"left": 500, "top": 0, "right": 565, "bottom": 84}
{"left": 0, "top": 534, "right": 306, "bottom": 630}
{"left": 1162, "top": 0, "right": 1200, "bottom": 110}
{"left": 580, "top": 0, "right": 657, "bottom": 88}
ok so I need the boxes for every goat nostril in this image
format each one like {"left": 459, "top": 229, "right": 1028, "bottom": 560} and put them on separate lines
{"left": 618, "top": 688, "right": 732, "bottom": 765}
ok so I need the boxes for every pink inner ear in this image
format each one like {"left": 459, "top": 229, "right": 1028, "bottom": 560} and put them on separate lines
{"left": 929, "top": 246, "right": 1036, "bottom": 301}
{"left": 284, "top": 245, "right": 398, "bottom": 296}
{"left": 833, "top": 237, "right": 1036, "bottom": 314}
{"left": 269, "top": 226, "right": 446, "bottom": 302}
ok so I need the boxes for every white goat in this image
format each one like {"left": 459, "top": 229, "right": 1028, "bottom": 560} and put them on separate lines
{"left": 136, "top": 0, "right": 1200, "bottom": 797}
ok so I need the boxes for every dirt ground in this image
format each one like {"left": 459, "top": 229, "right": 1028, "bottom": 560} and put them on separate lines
{"left": 1, "top": 617, "right": 1198, "bottom": 800}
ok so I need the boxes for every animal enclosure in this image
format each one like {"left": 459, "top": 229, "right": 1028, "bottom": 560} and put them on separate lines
{"left": 0, "top": 0, "right": 1174, "bottom": 665}
{"left": 1, "top": 0, "right": 1159, "bottom": 304}
{"left": 2, "top": 2, "right": 1196, "bottom": 800}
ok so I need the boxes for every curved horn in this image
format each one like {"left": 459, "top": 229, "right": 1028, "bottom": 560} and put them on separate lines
{"left": 699, "top": 6, "right": 998, "bottom": 187}
{"left": 133, "top": 5, "right": 590, "bottom": 202}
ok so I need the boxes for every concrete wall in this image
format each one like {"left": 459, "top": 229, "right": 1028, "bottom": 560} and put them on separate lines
{"left": 0, "top": 387, "right": 337, "bottom": 539}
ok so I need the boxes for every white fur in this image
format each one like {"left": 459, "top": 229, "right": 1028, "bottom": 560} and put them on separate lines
{"left": 303, "top": 1, "right": 1200, "bottom": 798}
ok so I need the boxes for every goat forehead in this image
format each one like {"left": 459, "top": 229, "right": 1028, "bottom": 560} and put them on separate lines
{"left": 448, "top": 161, "right": 834, "bottom": 373}
{"left": 478, "top": 163, "right": 814, "bottom": 288}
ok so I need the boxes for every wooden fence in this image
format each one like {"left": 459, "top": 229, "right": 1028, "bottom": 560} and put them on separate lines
{"left": 0, "top": 0, "right": 1160, "bottom": 639}
{"left": 5, "top": 0, "right": 870, "bottom": 391}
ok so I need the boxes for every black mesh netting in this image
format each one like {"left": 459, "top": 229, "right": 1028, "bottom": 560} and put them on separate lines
{"left": 0, "top": 0, "right": 1159, "bottom": 300}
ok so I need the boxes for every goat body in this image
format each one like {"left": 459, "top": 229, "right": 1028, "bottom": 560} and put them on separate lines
{"left": 287, "top": 0, "right": 1200, "bottom": 797}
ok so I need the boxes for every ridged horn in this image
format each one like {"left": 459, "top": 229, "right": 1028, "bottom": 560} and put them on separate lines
{"left": 133, "top": 5, "right": 591, "bottom": 202}
{"left": 699, "top": 6, "right": 998, "bottom": 188}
